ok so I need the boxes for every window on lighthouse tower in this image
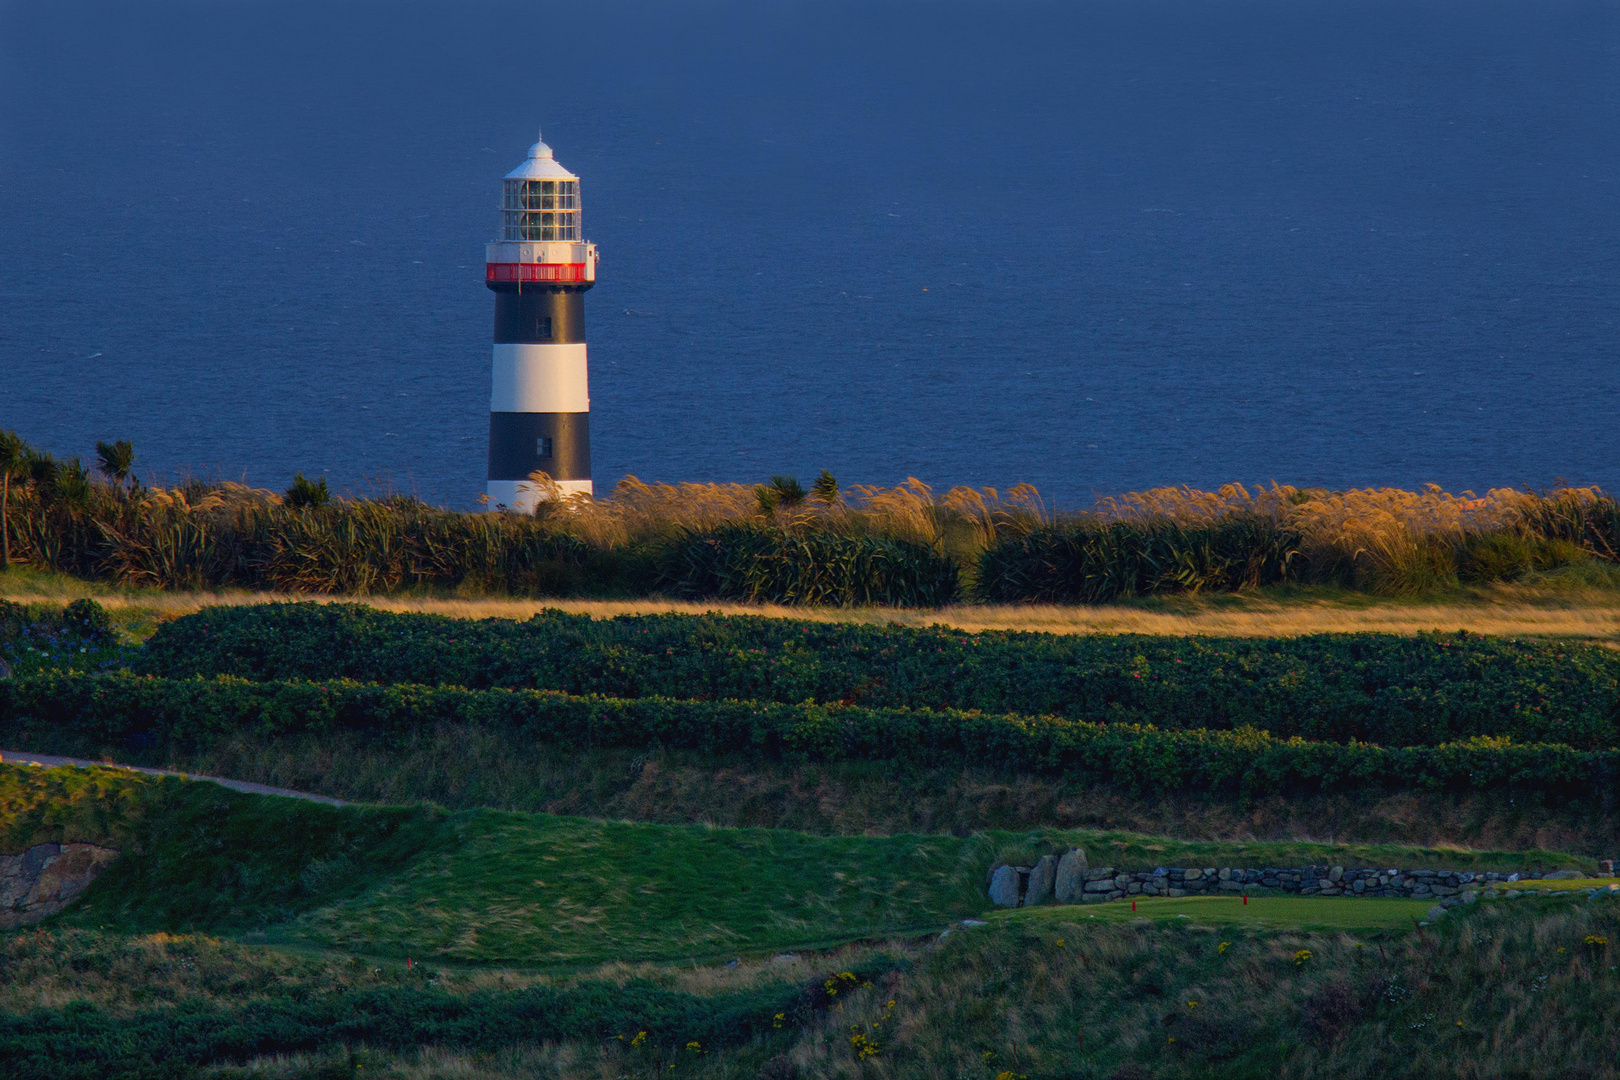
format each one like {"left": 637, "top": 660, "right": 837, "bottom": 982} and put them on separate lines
{"left": 503, "top": 180, "right": 580, "bottom": 241}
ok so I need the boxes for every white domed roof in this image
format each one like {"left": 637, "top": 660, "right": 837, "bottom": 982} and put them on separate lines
{"left": 504, "top": 129, "right": 578, "bottom": 181}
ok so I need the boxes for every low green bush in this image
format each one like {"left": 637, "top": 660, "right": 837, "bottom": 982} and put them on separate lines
{"left": 977, "top": 514, "right": 1299, "bottom": 602}
{"left": 134, "top": 605, "right": 1620, "bottom": 748}
{"left": 0, "top": 598, "right": 131, "bottom": 679}
{"left": 3, "top": 673, "right": 1613, "bottom": 798}
{"left": 657, "top": 523, "right": 959, "bottom": 606}
{"left": 0, "top": 598, "right": 114, "bottom": 647}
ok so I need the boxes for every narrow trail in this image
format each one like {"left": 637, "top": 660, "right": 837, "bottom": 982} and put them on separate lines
{"left": 0, "top": 750, "right": 347, "bottom": 806}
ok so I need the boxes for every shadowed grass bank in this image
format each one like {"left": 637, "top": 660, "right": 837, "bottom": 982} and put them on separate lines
{"left": 155, "top": 726, "right": 1620, "bottom": 855}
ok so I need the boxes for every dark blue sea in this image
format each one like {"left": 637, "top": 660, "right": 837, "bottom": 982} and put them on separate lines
{"left": 3, "top": 0, "right": 1617, "bottom": 509}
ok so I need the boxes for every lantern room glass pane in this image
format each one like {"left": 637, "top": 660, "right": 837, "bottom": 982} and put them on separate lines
{"left": 501, "top": 180, "right": 582, "bottom": 241}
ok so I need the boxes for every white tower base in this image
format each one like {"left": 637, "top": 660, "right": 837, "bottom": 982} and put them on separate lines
{"left": 488, "top": 478, "right": 593, "bottom": 514}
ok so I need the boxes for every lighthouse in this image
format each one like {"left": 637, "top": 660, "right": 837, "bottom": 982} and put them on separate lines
{"left": 485, "top": 131, "right": 599, "bottom": 511}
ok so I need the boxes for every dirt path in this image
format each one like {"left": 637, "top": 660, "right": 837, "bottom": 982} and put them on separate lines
{"left": 0, "top": 750, "right": 347, "bottom": 806}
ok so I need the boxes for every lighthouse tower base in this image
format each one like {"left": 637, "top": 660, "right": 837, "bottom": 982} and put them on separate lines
{"left": 488, "top": 477, "right": 593, "bottom": 514}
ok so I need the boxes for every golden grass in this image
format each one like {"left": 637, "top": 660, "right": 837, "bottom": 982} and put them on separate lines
{"left": 7, "top": 585, "right": 1617, "bottom": 642}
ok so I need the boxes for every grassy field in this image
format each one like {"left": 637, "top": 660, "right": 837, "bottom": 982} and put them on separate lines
{"left": 5, "top": 565, "right": 1620, "bottom": 643}
{"left": 6, "top": 762, "right": 1599, "bottom": 966}
{"left": 5, "top": 761, "right": 1620, "bottom": 1077}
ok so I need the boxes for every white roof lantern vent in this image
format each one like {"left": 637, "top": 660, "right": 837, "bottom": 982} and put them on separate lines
{"left": 504, "top": 128, "right": 578, "bottom": 182}
{"left": 500, "top": 128, "right": 583, "bottom": 242}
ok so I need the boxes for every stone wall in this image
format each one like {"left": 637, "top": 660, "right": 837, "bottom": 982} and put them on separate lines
{"left": 0, "top": 843, "right": 119, "bottom": 927}
{"left": 989, "top": 848, "right": 1617, "bottom": 910}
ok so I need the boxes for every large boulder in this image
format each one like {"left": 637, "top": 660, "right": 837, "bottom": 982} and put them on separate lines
{"left": 0, "top": 843, "right": 119, "bottom": 928}
{"left": 1025, "top": 855, "right": 1057, "bottom": 906}
{"left": 1545, "top": 870, "right": 1586, "bottom": 881}
{"left": 988, "top": 865, "right": 1022, "bottom": 907}
{"left": 1054, "top": 848, "right": 1088, "bottom": 902}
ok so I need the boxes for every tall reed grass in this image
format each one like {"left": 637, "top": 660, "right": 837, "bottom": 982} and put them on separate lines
{"left": 988, "top": 482, "right": 1619, "bottom": 598}
{"left": 0, "top": 430, "right": 1614, "bottom": 601}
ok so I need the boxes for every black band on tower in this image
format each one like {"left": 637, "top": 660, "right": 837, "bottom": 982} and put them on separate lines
{"left": 493, "top": 289, "right": 587, "bottom": 344}
{"left": 488, "top": 412, "right": 591, "bottom": 481}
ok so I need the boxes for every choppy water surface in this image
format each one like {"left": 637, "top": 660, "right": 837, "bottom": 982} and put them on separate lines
{"left": 2, "top": 1, "right": 1617, "bottom": 508}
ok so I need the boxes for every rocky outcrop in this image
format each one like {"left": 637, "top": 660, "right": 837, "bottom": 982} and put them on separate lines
{"left": 0, "top": 843, "right": 119, "bottom": 927}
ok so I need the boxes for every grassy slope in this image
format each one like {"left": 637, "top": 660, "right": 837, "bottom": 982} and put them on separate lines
{"left": 3, "top": 763, "right": 1598, "bottom": 968}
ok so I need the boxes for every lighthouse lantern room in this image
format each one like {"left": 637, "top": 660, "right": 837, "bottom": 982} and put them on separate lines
{"left": 485, "top": 131, "right": 599, "bottom": 511}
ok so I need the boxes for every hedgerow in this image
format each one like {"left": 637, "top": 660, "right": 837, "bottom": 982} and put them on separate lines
{"left": 1, "top": 673, "right": 1612, "bottom": 798}
{"left": 134, "top": 604, "right": 1620, "bottom": 748}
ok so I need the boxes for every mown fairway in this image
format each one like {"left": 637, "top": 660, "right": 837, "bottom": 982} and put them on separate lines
{"left": 1003, "top": 895, "right": 1446, "bottom": 931}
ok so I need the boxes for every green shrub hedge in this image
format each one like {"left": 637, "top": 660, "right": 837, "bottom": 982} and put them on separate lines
{"left": 2, "top": 672, "right": 1612, "bottom": 798}
{"left": 134, "top": 604, "right": 1620, "bottom": 749}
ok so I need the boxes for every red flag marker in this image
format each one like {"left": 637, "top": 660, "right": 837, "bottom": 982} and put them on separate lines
{"left": 1131, "top": 900, "right": 1137, "bottom": 911}
{"left": 1242, "top": 895, "right": 1248, "bottom": 905}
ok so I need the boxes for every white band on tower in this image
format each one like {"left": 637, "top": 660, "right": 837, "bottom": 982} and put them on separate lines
{"left": 490, "top": 344, "right": 590, "bottom": 414}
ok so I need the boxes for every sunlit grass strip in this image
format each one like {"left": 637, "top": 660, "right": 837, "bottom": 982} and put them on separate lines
{"left": 995, "top": 894, "right": 1438, "bottom": 931}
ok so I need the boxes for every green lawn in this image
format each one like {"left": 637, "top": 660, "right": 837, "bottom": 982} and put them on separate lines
{"left": 1500, "top": 876, "right": 1620, "bottom": 892}
{"left": 996, "top": 894, "right": 1439, "bottom": 931}
{"left": 260, "top": 810, "right": 994, "bottom": 964}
